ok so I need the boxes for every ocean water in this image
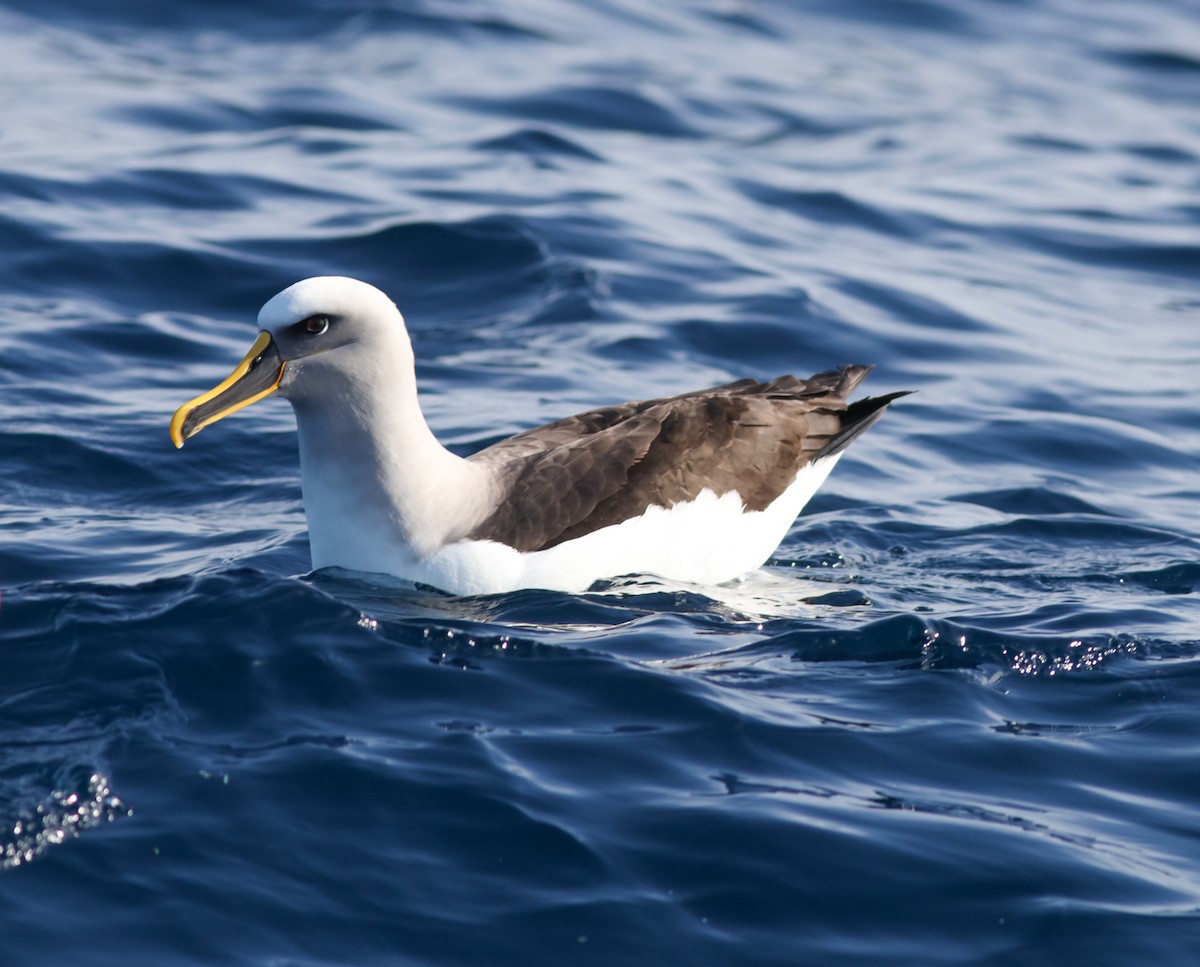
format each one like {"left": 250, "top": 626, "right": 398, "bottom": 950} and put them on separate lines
{"left": 2, "top": 0, "right": 1199, "bottom": 963}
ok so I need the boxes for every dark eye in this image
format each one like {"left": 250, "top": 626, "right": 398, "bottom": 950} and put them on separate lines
{"left": 301, "top": 314, "right": 330, "bottom": 336}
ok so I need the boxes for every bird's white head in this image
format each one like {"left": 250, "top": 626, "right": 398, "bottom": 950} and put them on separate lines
{"left": 170, "top": 276, "right": 412, "bottom": 447}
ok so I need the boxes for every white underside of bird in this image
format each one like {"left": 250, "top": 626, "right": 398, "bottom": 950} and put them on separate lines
{"left": 306, "top": 459, "right": 840, "bottom": 596}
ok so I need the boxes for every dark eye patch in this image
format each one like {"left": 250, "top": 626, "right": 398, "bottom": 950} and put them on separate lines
{"left": 293, "top": 314, "right": 331, "bottom": 337}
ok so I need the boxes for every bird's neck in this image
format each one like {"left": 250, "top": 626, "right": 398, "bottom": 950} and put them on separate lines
{"left": 290, "top": 370, "right": 492, "bottom": 572}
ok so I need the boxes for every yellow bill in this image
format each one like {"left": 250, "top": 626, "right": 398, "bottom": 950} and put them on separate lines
{"left": 170, "top": 331, "right": 285, "bottom": 448}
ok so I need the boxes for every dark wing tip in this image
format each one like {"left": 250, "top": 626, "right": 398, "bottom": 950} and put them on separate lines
{"left": 816, "top": 389, "right": 912, "bottom": 461}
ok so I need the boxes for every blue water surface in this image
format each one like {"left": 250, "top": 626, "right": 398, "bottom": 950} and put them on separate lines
{"left": 2, "top": 0, "right": 1200, "bottom": 964}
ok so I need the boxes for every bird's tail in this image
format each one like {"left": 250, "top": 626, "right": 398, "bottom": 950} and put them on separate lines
{"left": 817, "top": 388, "right": 913, "bottom": 461}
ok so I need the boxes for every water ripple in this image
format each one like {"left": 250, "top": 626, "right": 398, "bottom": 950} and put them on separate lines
{"left": 2, "top": 0, "right": 1200, "bottom": 963}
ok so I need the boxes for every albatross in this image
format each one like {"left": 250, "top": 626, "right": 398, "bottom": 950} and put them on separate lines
{"left": 171, "top": 276, "right": 906, "bottom": 595}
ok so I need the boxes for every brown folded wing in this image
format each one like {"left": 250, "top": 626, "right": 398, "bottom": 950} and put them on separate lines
{"left": 465, "top": 365, "right": 903, "bottom": 553}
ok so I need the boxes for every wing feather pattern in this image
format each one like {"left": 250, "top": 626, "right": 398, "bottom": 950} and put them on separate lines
{"left": 466, "top": 365, "right": 905, "bottom": 553}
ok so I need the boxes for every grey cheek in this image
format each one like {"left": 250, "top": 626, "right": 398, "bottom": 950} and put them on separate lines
{"left": 277, "top": 358, "right": 303, "bottom": 395}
